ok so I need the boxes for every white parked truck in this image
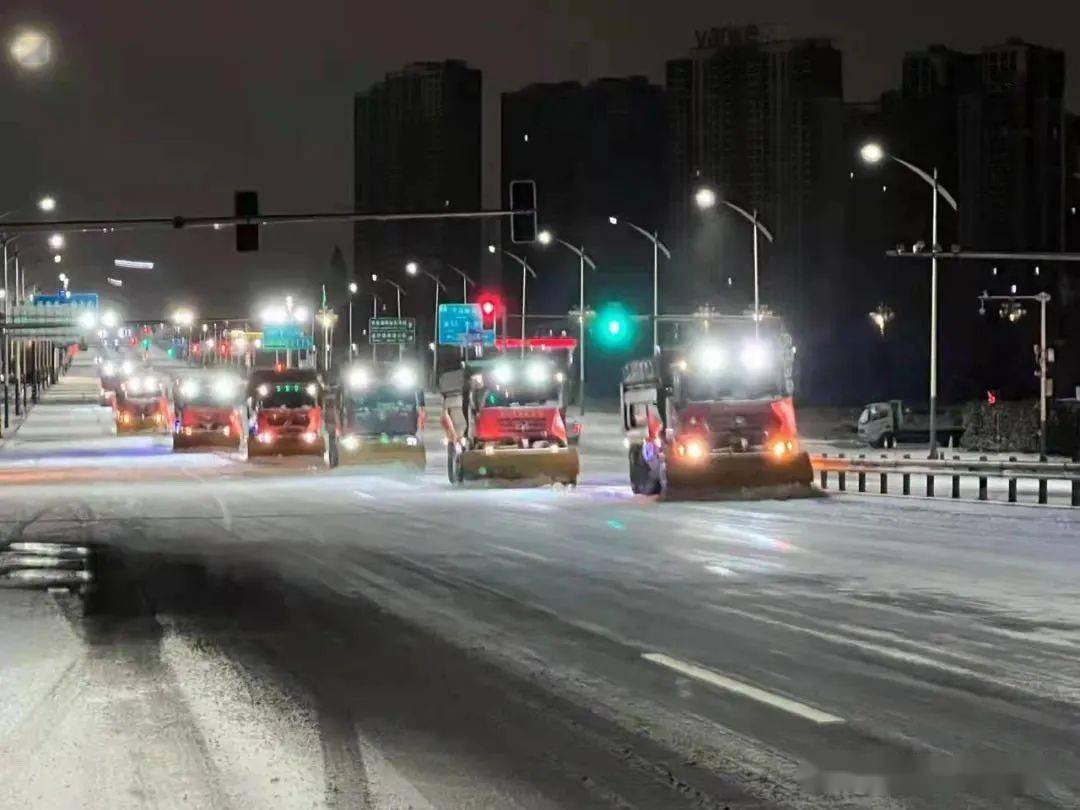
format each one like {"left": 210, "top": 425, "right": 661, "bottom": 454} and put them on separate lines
{"left": 857, "top": 400, "right": 963, "bottom": 448}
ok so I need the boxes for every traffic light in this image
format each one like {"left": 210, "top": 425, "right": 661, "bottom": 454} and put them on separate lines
{"left": 477, "top": 292, "right": 502, "bottom": 330}
{"left": 235, "top": 190, "right": 259, "bottom": 252}
{"left": 509, "top": 180, "right": 537, "bottom": 244}
{"left": 593, "top": 302, "right": 636, "bottom": 351}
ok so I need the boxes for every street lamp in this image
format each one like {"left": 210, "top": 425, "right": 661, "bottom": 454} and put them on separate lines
{"left": 403, "top": 261, "right": 449, "bottom": 386}
{"left": 47, "top": 233, "right": 64, "bottom": 250}
{"left": 860, "top": 141, "right": 959, "bottom": 458}
{"left": 694, "top": 187, "right": 774, "bottom": 330}
{"left": 37, "top": 196, "right": 55, "bottom": 213}
{"left": 869, "top": 304, "right": 894, "bottom": 336}
{"left": 536, "top": 229, "right": 596, "bottom": 415}
{"left": 8, "top": 29, "right": 52, "bottom": 71}
{"left": 978, "top": 291, "right": 1052, "bottom": 462}
{"left": 608, "top": 216, "right": 670, "bottom": 353}
{"left": 52, "top": 253, "right": 61, "bottom": 264}
{"left": 489, "top": 244, "right": 537, "bottom": 352}
{"left": 347, "top": 282, "right": 359, "bottom": 359}
{"left": 372, "top": 276, "right": 407, "bottom": 360}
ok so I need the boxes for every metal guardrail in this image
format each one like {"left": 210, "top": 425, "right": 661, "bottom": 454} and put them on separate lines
{"left": 812, "top": 453, "right": 1080, "bottom": 507}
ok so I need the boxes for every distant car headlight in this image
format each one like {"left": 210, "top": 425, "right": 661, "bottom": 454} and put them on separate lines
{"left": 121, "top": 362, "right": 134, "bottom": 375}
{"left": 305, "top": 383, "right": 318, "bottom": 397}
{"left": 341, "top": 434, "right": 359, "bottom": 451}
{"left": 102, "top": 363, "right": 116, "bottom": 376}
{"left": 180, "top": 380, "right": 200, "bottom": 399}
{"left": 257, "top": 384, "right": 270, "bottom": 397}
{"left": 405, "top": 436, "right": 419, "bottom": 447}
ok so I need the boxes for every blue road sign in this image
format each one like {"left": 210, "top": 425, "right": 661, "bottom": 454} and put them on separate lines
{"left": 438, "top": 303, "right": 483, "bottom": 346}
{"left": 262, "top": 324, "right": 313, "bottom": 351}
{"left": 32, "top": 292, "right": 99, "bottom": 309}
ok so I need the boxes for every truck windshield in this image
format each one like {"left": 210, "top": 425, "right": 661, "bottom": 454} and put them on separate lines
{"left": 346, "top": 386, "right": 415, "bottom": 412}
{"left": 257, "top": 383, "right": 317, "bottom": 409}
{"left": 679, "top": 374, "right": 784, "bottom": 403}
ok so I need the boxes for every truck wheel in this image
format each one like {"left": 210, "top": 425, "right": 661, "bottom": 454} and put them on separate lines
{"left": 629, "top": 444, "right": 662, "bottom": 495}
{"left": 446, "top": 445, "right": 461, "bottom": 484}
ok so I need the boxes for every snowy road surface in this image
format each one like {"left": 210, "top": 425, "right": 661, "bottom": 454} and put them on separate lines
{"left": 2, "top": 355, "right": 1080, "bottom": 808}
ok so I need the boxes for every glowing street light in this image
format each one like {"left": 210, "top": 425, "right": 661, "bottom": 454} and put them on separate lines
{"left": 348, "top": 281, "right": 358, "bottom": 294}
{"left": 859, "top": 140, "right": 958, "bottom": 458}
{"left": 859, "top": 142, "right": 886, "bottom": 164}
{"left": 694, "top": 187, "right": 718, "bottom": 210}
{"left": 869, "top": 304, "right": 894, "bottom": 335}
{"left": 536, "top": 229, "right": 553, "bottom": 245}
{"left": 9, "top": 29, "right": 52, "bottom": 71}
{"left": 52, "top": 254, "right": 61, "bottom": 264}
{"left": 48, "top": 233, "right": 64, "bottom": 250}
{"left": 405, "top": 261, "right": 419, "bottom": 276}
{"left": 37, "top": 196, "right": 56, "bottom": 212}
{"left": 172, "top": 309, "right": 195, "bottom": 328}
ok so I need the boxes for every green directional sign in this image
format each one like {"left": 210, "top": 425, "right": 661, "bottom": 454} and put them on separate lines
{"left": 262, "top": 324, "right": 314, "bottom": 351}
{"left": 369, "top": 317, "right": 415, "bottom": 346}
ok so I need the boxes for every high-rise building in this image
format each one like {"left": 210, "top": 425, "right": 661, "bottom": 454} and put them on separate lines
{"left": 958, "top": 40, "right": 1066, "bottom": 252}
{"left": 353, "top": 60, "right": 483, "bottom": 301}
{"left": 665, "top": 25, "right": 846, "bottom": 399}
{"left": 500, "top": 77, "right": 664, "bottom": 318}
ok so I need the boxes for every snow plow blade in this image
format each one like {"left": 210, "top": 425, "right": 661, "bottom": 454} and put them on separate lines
{"left": 337, "top": 441, "right": 425, "bottom": 470}
{"left": 665, "top": 451, "right": 813, "bottom": 497}
{"left": 459, "top": 447, "right": 579, "bottom": 485}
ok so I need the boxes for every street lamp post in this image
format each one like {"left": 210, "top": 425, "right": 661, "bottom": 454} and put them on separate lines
{"left": 488, "top": 245, "right": 536, "bottom": 355}
{"left": 347, "top": 281, "right": 358, "bottom": 360}
{"left": 372, "top": 274, "right": 407, "bottom": 359}
{"left": 609, "top": 217, "right": 670, "bottom": 354}
{"left": 537, "top": 230, "right": 596, "bottom": 415}
{"left": 861, "top": 142, "right": 959, "bottom": 458}
{"left": 405, "top": 262, "right": 449, "bottom": 387}
{"left": 694, "top": 188, "right": 775, "bottom": 332}
{"left": 978, "top": 291, "right": 1052, "bottom": 462}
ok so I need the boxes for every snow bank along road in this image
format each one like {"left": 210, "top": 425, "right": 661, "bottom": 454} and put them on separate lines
{"left": 2, "top": 356, "right": 1080, "bottom": 809}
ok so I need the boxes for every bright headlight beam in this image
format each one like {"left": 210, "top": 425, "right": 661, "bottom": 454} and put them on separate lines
{"left": 392, "top": 366, "right": 417, "bottom": 390}
{"left": 693, "top": 344, "right": 725, "bottom": 374}
{"left": 525, "top": 362, "right": 548, "bottom": 385}
{"left": 347, "top": 368, "right": 370, "bottom": 390}
{"left": 492, "top": 363, "right": 514, "bottom": 385}
{"left": 180, "top": 380, "right": 200, "bottom": 399}
{"left": 740, "top": 340, "right": 771, "bottom": 372}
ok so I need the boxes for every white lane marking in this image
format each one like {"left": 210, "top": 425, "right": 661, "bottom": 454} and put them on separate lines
{"left": 488, "top": 544, "right": 553, "bottom": 564}
{"left": 642, "top": 652, "right": 845, "bottom": 726}
{"left": 213, "top": 494, "right": 232, "bottom": 531}
{"left": 352, "top": 490, "right": 375, "bottom": 500}
{"left": 705, "top": 564, "right": 736, "bottom": 577}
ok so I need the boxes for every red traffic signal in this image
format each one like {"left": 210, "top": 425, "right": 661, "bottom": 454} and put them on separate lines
{"left": 476, "top": 293, "right": 502, "bottom": 328}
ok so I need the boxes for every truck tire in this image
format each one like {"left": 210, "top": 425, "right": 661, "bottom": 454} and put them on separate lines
{"left": 629, "top": 444, "right": 662, "bottom": 495}
{"left": 446, "top": 445, "right": 461, "bottom": 484}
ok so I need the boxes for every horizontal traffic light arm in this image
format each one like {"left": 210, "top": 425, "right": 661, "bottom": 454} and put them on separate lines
{"left": 0, "top": 207, "right": 536, "bottom": 235}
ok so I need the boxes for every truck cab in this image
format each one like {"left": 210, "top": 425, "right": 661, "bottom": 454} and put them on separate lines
{"left": 621, "top": 317, "right": 812, "bottom": 496}
{"left": 244, "top": 369, "right": 326, "bottom": 458}
{"left": 325, "top": 362, "right": 426, "bottom": 469}
{"left": 172, "top": 371, "right": 245, "bottom": 450}
{"left": 440, "top": 353, "right": 579, "bottom": 485}
{"left": 115, "top": 373, "right": 172, "bottom": 434}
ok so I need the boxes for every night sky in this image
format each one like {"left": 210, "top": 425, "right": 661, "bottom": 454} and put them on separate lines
{"left": 0, "top": 0, "right": 1073, "bottom": 318}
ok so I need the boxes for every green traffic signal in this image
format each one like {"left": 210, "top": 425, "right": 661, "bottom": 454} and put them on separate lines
{"left": 592, "top": 302, "right": 635, "bottom": 351}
